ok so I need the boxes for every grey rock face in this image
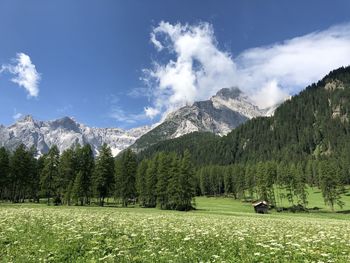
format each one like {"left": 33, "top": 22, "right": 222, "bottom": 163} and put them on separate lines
{"left": 131, "top": 87, "right": 270, "bottom": 151}
{"left": 0, "top": 116, "right": 150, "bottom": 156}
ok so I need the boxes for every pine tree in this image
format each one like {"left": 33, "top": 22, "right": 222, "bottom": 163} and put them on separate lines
{"left": 74, "top": 144, "right": 94, "bottom": 205}
{"left": 223, "top": 166, "right": 232, "bottom": 195}
{"left": 119, "top": 149, "right": 137, "bottom": 207}
{"left": 167, "top": 155, "right": 181, "bottom": 210}
{"left": 245, "top": 164, "right": 256, "bottom": 199}
{"left": 294, "top": 163, "right": 308, "bottom": 207}
{"left": 318, "top": 160, "right": 344, "bottom": 211}
{"left": 10, "top": 144, "right": 30, "bottom": 202}
{"left": 156, "top": 153, "right": 171, "bottom": 209}
{"left": 114, "top": 158, "right": 123, "bottom": 202}
{"left": 144, "top": 154, "right": 158, "bottom": 207}
{"left": 26, "top": 146, "right": 39, "bottom": 202}
{"left": 72, "top": 171, "right": 84, "bottom": 205}
{"left": 40, "top": 145, "right": 60, "bottom": 205}
{"left": 136, "top": 159, "right": 149, "bottom": 207}
{"left": 93, "top": 144, "right": 115, "bottom": 206}
{"left": 0, "top": 147, "right": 10, "bottom": 200}
{"left": 58, "top": 148, "right": 76, "bottom": 205}
{"left": 178, "top": 150, "right": 195, "bottom": 211}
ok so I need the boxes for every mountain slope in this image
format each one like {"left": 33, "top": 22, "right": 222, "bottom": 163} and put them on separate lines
{"left": 137, "top": 66, "right": 350, "bottom": 166}
{"left": 0, "top": 116, "right": 150, "bottom": 156}
{"left": 131, "top": 87, "right": 267, "bottom": 152}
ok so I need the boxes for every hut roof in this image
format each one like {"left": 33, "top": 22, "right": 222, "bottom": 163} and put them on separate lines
{"left": 252, "top": 201, "right": 268, "bottom": 207}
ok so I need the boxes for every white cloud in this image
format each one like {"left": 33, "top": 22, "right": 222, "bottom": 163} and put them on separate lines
{"left": 12, "top": 109, "right": 22, "bottom": 120}
{"left": 250, "top": 80, "right": 289, "bottom": 109}
{"left": 110, "top": 106, "right": 148, "bottom": 125}
{"left": 236, "top": 23, "right": 350, "bottom": 107}
{"left": 144, "top": 21, "right": 236, "bottom": 118}
{"left": 143, "top": 21, "right": 350, "bottom": 117}
{"left": 1, "top": 53, "right": 41, "bottom": 97}
{"left": 144, "top": 107, "right": 160, "bottom": 119}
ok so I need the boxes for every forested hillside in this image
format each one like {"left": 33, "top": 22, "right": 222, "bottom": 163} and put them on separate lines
{"left": 135, "top": 66, "right": 350, "bottom": 211}
{"left": 139, "top": 66, "right": 350, "bottom": 166}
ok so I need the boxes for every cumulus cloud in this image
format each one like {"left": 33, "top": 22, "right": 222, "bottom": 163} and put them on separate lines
{"left": 143, "top": 21, "right": 350, "bottom": 117}
{"left": 236, "top": 23, "right": 350, "bottom": 107}
{"left": 1, "top": 53, "right": 41, "bottom": 97}
{"left": 145, "top": 21, "right": 237, "bottom": 118}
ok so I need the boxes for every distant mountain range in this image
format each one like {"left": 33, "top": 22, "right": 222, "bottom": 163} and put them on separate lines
{"left": 0, "top": 87, "right": 275, "bottom": 156}
{"left": 0, "top": 115, "right": 150, "bottom": 156}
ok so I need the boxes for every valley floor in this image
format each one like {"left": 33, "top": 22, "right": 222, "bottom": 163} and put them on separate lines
{"left": 1, "top": 196, "right": 350, "bottom": 262}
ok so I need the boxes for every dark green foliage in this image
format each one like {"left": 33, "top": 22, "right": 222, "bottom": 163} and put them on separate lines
{"left": 117, "top": 149, "right": 137, "bottom": 207}
{"left": 136, "top": 159, "right": 148, "bottom": 207}
{"left": 93, "top": 144, "right": 115, "bottom": 206}
{"left": 156, "top": 153, "right": 171, "bottom": 209}
{"left": 0, "top": 147, "right": 10, "bottom": 199}
{"left": 138, "top": 66, "right": 350, "bottom": 170}
{"left": 318, "top": 160, "right": 344, "bottom": 211}
{"left": 144, "top": 154, "right": 158, "bottom": 207}
{"left": 40, "top": 145, "right": 60, "bottom": 205}
{"left": 138, "top": 132, "right": 219, "bottom": 166}
{"left": 58, "top": 148, "right": 76, "bottom": 205}
{"left": 6, "top": 144, "right": 38, "bottom": 203}
{"left": 74, "top": 144, "right": 94, "bottom": 205}
{"left": 178, "top": 150, "right": 195, "bottom": 210}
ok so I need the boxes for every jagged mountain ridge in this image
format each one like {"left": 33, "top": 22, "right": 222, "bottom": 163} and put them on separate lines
{"left": 0, "top": 115, "right": 150, "bottom": 156}
{"left": 130, "top": 87, "right": 272, "bottom": 151}
{"left": 0, "top": 87, "right": 275, "bottom": 156}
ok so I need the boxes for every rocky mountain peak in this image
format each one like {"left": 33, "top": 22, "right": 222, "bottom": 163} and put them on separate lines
{"left": 18, "top": 114, "right": 35, "bottom": 123}
{"left": 0, "top": 116, "right": 150, "bottom": 156}
{"left": 214, "top": 87, "right": 242, "bottom": 100}
{"left": 130, "top": 87, "right": 274, "bottom": 151}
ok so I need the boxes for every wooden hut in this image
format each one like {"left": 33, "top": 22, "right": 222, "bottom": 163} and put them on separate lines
{"left": 252, "top": 201, "right": 269, "bottom": 214}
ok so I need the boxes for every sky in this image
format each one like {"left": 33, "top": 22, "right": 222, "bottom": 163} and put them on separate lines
{"left": 1, "top": 0, "right": 350, "bottom": 129}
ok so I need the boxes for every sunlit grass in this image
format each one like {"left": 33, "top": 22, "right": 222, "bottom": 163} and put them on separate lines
{"left": 1, "top": 197, "right": 350, "bottom": 262}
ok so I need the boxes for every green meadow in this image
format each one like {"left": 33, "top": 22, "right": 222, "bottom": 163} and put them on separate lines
{"left": 1, "top": 191, "right": 350, "bottom": 263}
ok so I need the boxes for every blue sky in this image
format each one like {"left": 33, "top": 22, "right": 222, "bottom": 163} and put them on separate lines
{"left": 1, "top": 1, "right": 350, "bottom": 128}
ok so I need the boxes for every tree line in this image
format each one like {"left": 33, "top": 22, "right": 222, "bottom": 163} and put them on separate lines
{"left": 0, "top": 144, "right": 196, "bottom": 211}
{"left": 196, "top": 159, "right": 345, "bottom": 211}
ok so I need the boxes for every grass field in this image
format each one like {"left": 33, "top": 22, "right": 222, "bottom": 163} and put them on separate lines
{"left": 1, "top": 193, "right": 350, "bottom": 262}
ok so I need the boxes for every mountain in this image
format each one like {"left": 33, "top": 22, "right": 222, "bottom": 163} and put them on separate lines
{"left": 0, "top": 87, "right": 275, "bottom": 156}
{"left": 137, "top": 66, "right": 350, "bottom": 166}
{"left": 131, "top": 87, "right": 269, "bottom": 152}
{"left": 0, "top": 116, "right": 150, "bottom": 156}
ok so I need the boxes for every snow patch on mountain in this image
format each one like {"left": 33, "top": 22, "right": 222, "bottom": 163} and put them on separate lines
{"left": 0, "top": 116, "right": 150, "bottom": 156}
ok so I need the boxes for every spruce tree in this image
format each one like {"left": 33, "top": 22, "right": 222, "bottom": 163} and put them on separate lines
{"left": 72, "top": 171, "right": 84, "bottom": 205}
{"left": 318, "top": 160, "right": 344, "bottom": 211}
{"left": 178, "top": 150, "right": 195, "bottom": 210}
{"left": 119, "top": 149, "right": 137, "bottom": 207}
{"left": 40, "top": 145, "right": 60, "bottom": 205}
{"left": 58, "top": 148, "right": 77, "bottom": 205}
{"left": 144, "top": 154, "right": 158, "bottom": 207}
{"left": 0, "top": 147, "right": 10, "bottom": 200}
{"left": 75, "top": 144, "right": 94, "bottom": 205}
{"left": 26, "top": 146, "right": 39, "bottom": 202}
{"left": 114, "top": 158, "right": 123, "bottom": 202}
{"left": 156, "top": 153, "right": 171, "bottom": 209}
{"left": 10, "top": 144, "right": 31, "bottom": 202}
{"left": 167, "top": 155, "right": 181, "bottom": 210}
{"left": 136, "top": 159, "right": 149, "bottom": 207}
{"left": 93, "top": 144, "right": 115, "bottom": 206}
